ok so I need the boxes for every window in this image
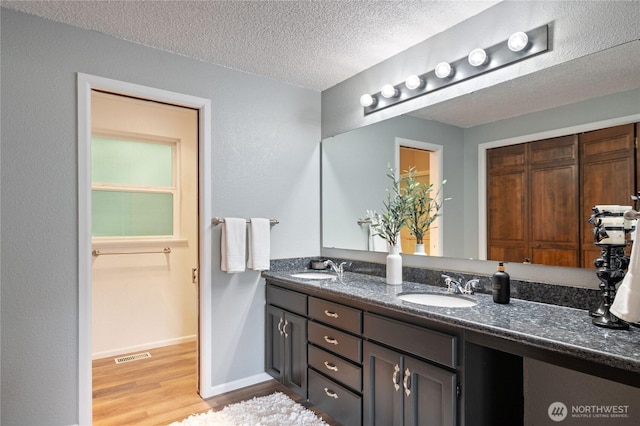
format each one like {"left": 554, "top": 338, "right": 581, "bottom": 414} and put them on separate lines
{"left": 91, "top": 135, "right": 177, "bottom": 238}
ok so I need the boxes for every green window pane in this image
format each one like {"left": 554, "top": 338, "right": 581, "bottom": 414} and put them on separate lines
{"left": 92, "top": 190, "right": 173, "bottom": 237}
{"left": 92, "top": 136, "right": 173, "bottom": 186}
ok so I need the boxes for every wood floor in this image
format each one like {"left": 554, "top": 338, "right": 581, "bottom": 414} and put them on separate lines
{"left": 92, "top": 341, "right": 337, "bottom": 425}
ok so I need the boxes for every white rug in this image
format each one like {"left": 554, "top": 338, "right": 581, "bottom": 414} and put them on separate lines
{"left": 170, "top": 392, "right": 329, "bottom": 426}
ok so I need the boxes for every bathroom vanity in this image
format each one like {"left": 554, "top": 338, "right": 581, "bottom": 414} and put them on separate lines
{"left": 263, "top": 270, "right": 640, "bottom": 425}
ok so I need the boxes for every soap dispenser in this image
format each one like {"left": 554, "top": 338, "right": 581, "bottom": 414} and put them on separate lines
{"left": 492, "top": 262, "right": 510, "bottom": 304}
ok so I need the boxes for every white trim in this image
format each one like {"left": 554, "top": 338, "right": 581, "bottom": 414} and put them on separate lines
{"left": 477, "top": 113, "right": 640, "bottom": 259}
{"left": 77, "top": 73, "right": 213, "bottom": 424}
{"left": 395, "top": 137, "right": 445, "bottom": 256}
{"left": 206, "top": 373, "right": 273, "bottom": 397}
{"left": 92, "top": 335, "right": 197, "bottom": 360}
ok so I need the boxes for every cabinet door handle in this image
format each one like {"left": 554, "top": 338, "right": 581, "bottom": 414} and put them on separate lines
{"left": 283, "top": 319, "right": 289, "bottom": 338}
{"left": 323, "top": 387, "right": 339, "bottom": 399}
{"left": 323, "top": 336, "right": 338, "bottom": 345}
{"left": 323, "top": 309, "right": 339, "bottom": 319}
{"left": 403, "top": 367, "right": 411, "bottom": 397}
{"left": 392, "top": 363, "right": 400, "bottom": 391}
{"left": 277, "top": 318, "right": 284, "bottom": 336}
{"left": 323, "top": 361, "right": 338, "bottom": 372}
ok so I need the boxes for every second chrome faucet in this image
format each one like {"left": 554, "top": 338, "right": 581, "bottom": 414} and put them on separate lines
{"left": 442, "top": 274, "right": 482, "bottom": 295}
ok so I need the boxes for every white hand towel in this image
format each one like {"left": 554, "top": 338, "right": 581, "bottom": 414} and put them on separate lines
{"left": 369, "top": 224, "right": 388, "bottom": 252}
{"left": 611, "top": 240, "right": 640, "bottom": 322}
{"left": 247, "top": 218, "right": 271, "bottom": 271}
{"left": 221, "top": 217, "right": 246, "bottom": 273}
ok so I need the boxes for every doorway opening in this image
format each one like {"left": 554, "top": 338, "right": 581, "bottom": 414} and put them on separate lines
{"left": 78, "top": 74, "right": 213, "bottom": 425}
{"left": 395, "top": 138, "right": 444, "bottom": 256}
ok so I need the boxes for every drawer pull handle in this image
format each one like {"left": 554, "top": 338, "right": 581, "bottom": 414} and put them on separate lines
{"left": 323, "top": 310, "right": 339, "bottom": 318}
{"left": 323, "top": 336, "right": 339, "bottom": 345}
{"left": 323, "top": 361, "right": 338, "bottom": 372}
{"left": 403, "top": 367, "right": 411, "bottom": 397}
{"left": 392, "top": 364, "right": 400, "bottom": 391}
{"left": 283, "top": 319, "right": 289, "bottom": 339}
{"left": 277, "top": 318, "right": 284, "bottom": 336}
{"left": 323, "top": 387, "right": 339, "bottom": 399}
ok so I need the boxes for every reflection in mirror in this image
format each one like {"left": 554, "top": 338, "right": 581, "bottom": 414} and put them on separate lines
{"left": 323, "top": 89, "right": 640, "bottom": 268}
{"left": 322, "top": 115, "right": 465, "bottom": 258}
{"left": 398, "top": 144, "right": 443, "bottom": 256}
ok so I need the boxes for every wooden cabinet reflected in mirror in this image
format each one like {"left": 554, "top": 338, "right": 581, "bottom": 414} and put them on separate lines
{"left": 487, "top": 123, "right": 637, "bottom": 268}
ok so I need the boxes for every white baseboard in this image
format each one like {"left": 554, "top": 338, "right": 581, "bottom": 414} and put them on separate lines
{"left": 92, "top": 335, "right": 197, "bottom": 360}
{"left": 200, "top": 372, "right": 273, "bottom": 399}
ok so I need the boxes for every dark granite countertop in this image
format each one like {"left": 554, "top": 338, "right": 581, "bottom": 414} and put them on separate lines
{"left": 263, "top": 270, "right": 640, "bottom": 377}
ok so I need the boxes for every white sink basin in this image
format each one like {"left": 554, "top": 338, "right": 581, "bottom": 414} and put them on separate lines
{"left": 398, "top": 293, "right": 477, "bottom": 308}
{"left": 290, "top": 272, "right": 337, "bottom": 280}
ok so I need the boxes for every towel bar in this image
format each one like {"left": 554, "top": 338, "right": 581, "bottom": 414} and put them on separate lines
{"left": 211, "top": 217, "right": 279, "bottom": 226}
{"left": 92, "top": 247, "right": 171, "bottom": 257}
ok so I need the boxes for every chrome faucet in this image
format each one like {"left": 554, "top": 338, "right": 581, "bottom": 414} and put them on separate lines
{"left": 324, "top": 260, "right": 346, "bottom": 280}
{"left": 441, "top": 274, "right": 482, "bottom": 295}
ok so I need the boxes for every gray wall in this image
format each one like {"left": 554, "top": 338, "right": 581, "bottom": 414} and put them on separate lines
{"left": 0, "top": 8, "right": 320, "bottom": 425}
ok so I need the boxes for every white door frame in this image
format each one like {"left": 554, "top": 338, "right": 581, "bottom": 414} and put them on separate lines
{"left": 77, "top": 73, "right": 212, "bottom": 425}
{"left": 395, "top": 137, "right": 444, "bottom": 256}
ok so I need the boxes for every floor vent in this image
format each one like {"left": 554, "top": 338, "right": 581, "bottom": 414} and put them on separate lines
{"left": 114, "top": 352, "right": 151, "bottom": 364}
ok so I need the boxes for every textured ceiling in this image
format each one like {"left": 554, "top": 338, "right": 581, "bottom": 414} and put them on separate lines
{"left": 1, "top": 0, "right": 500, "bottom": 91}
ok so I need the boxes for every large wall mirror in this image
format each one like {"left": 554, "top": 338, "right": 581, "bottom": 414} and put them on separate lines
{"left": 322, "top": 42, "right": 640, "bottom": 276}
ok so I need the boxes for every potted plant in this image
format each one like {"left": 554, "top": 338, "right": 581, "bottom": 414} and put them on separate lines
{"left": 403, "top": 167, "right": 450, "bottom": 255}
{"left": 367, "top": 166, "right": 411, "bottom": 284}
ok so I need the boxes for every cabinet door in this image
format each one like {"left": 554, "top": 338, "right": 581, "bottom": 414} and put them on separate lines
{"left": 529, "top": 135, "right": 579, "bottom": 267}
{"left": 265, "top": 305, "right": 285, "bottom": 380}
{"left": 282, "top": 311, "right": 307, "bottom": 397}
{"left": 487, "top": 143, "right": 530, "bottom": 263}
{"left": 402, "top": 356, "right": 457, "bottom": 426}
{"left": 581, "top": 124, "right": 636, "bottom": 267}
{"left": 363, "top": 341, "right": 403, "bottom": 426}
{"left": 265, "top": 305, "right": 307, "bottom": 398}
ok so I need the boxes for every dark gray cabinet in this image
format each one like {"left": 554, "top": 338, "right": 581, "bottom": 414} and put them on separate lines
{"left": 307, "top": 296, "right": 363, "bottom": 425}
{"left": 265, "top": 286, "right": 308, "bottom": 398}
{"left": 363, "top": 341, "right": 404, "bottom": 425}
{"left": 364, "top": 313, "right": 458, "bottom": 426}
{"left": 266, "top": 282, "right": 459, "bottom": 425}
{"left": 363, "top": 340, "right": 457, "bottom": 426}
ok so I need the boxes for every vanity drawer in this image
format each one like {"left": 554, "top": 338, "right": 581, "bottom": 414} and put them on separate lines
{"left": 308, "top": 321, "right": 362, "bottom": 363}
{"left": 364, "top": 313, "right": 457, "bottom": 368}
{"left": 308, "top": 297, "right": 362, "bottom": 334}
{"left": 308, "top": 344, "right": 362, "bottom": 392}
{"left": 308, "top": 368, "right": 362, "bottom": 426}
{"left": 266, "top": 284, "right": 307, "bottom": 316}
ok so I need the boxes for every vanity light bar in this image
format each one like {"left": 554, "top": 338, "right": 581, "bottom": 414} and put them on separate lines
{"left": 362, "top": 25, "right": 549, "bottom": 115}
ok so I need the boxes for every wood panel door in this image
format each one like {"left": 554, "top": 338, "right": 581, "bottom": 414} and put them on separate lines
{"left": 487, "top": 137, "right": 581, "bottom": 267}
{"left": 529, "top": 135, "right": 580, "bottom": 267}
{"left": 487, "top": 144, "right": 529, "bottom": 263}
{"left": 580, "top": 124, "right": 636, "bottom": 268}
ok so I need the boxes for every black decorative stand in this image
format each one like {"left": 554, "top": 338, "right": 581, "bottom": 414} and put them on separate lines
{"left": 589, "top": 245, "right": 629, "bottom": 330}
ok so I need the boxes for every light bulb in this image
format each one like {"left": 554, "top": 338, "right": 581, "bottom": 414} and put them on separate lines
{"left": 468, "top": 48, "right": 488, "bottom": 67}
{"left": 405, "top": 75, "right": 424, "bottom": 90}
{"left": 359, "top": 93, "right": 376, "bottom": 107}
{"left": 508, "top": 31, "right": 529, "bottom": 52}
{"left": 381, "top": 84, "right": 399, "bottom": 98}
{"left": 435, "top": 62, "right": 453, "bottom": 78}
